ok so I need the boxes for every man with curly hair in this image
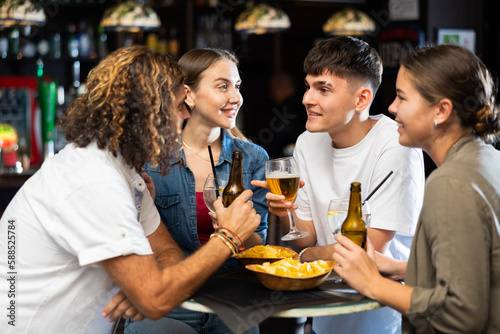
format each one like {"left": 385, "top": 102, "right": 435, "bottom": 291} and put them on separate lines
{"left": 0, "top": 46, "right": 260, "bottom": 334}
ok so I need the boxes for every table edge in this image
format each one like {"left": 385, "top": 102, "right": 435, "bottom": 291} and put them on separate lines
{"left": 180, "top": 298, "right": 382, "bottom": 318}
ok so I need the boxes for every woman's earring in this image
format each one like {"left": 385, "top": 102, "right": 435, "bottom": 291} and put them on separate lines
{"left": 434, "top": 120, "right": 438, "bottom": 128}
{"left": 355, "top": 108, "right": 360, "bottom": 112}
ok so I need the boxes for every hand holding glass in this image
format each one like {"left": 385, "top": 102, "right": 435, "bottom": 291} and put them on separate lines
{"left": 265, "top": 157, "right": 309, "bottom": 241}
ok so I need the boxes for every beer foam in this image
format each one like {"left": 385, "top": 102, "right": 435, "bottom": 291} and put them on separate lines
{"left": 266, "top": 171, "right": 300, "bottom": 179}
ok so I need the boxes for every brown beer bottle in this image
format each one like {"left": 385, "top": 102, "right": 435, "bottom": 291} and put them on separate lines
{"left": 222, "top": 151, "right": 245, "bottom": 207}
{"left": 341, "top": 182, "right": 367, "bottom": 248}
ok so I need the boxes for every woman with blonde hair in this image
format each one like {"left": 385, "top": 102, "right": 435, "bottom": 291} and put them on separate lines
{"left": 332, "top": 44, "right": 500, "bottom": 334}
{"left": 127, "top": 48, "right": 268, "bottom": 333}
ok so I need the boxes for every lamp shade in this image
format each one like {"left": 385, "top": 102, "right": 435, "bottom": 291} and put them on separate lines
{"left": 235, "top": 3, "right": 290, "bottom": 35}
{"left": 323, "top": 8, "right": 376, "bottom": 36}
{"left": 0, "top": 0, "right": 46, "bottom": 27}
{"left": 100, "top": 1, "right": 160, "bottom": 32}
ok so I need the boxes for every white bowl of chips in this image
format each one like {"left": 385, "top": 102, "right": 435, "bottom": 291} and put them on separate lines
{"left": 246, "top": 258, "right": 334, "bottom": 291}
{"left": 236, "top": 245, "right": 299, "bottom": 266}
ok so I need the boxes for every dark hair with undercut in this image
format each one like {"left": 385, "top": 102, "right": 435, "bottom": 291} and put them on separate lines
{"left": 60, "top": 45, "right": 185, "bottom": 174}
{"left": 303, "top": 36, "right": 383, "bottom": 94}
{"left": 401, "top": 44, "right": 500, "bottom": 143}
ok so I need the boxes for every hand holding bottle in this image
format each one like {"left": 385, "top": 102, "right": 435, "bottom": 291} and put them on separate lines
{"left": 213, "top": 189, "right": 260, "bottom": 243}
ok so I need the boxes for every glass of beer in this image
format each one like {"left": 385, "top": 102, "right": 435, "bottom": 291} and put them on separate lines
{"left": 265, "top": 157, "right": 309, "bottom": 241}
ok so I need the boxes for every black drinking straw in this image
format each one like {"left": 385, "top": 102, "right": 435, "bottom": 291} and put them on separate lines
{"left": 364, "top": 171, "right": 394, "bottom": 203}
{"left": 207, "top": 145, "right": 220, "bottom": 197}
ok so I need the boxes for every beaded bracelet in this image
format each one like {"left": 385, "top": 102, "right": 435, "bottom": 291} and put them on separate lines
{"left": 210, "top": 233, "right": 237, "bottom": 257}
{"left": 298, "top": 247, "right": 310, "bottom": 263}
{"left": 217, "top": 228, "right": 245, "bottom": 252}
{"left": 219, "top": 227, "right": 243, "bottom": 246}
{"left": 216, "top": 231, "right": 244, "bottom": 254}
{"left": 215, "top": 231, "right": 236, "bottom": 249}
{"left": 218, "top": 229, "right": 238, "bottom": 248}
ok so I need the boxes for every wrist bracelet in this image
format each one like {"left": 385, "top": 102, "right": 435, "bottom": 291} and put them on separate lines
{"left": 298, "top": 247, "right": 310, "bottom": 263}
{"left": 210, "top": 233, "right": 237, "bottom": 257}
{"left": 218, "top": 229, "right": 239, "bottom": 249}
{"left": 219, "top": 227, "right": 243, "bottom": 246}
{"left": 217, "top": 228, "right": 245, "bottom": 252}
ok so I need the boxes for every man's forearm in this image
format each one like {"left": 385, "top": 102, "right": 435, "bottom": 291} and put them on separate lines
{"left": 244, "top": 232, "right": 263, "bottom": 248}
{"left": 299, "top": 245, "right": 335, "bottom": 262}
{"left": 103, "top": 236, "right": 234, "bottom": 320}
{"left": 155, "top": 247, "right": 186, "bottom": 269}
{"left": 147, "top": 222, "right": 186, "bottom": 269}
{"left": 151, "top": 237, "right": 235, "bottom": 317}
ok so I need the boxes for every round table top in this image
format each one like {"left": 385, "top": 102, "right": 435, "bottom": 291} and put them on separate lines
{"left": 181, "top": 294, "right": 382, "bottom": 318}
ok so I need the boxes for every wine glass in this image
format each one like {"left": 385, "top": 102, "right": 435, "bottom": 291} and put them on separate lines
{"left": 265, "top": 157, "right": 309, "bottom": 241}
{"left": 203, "top": 173, "right": 228, "bottom": 213}
{"left": 327, "top": 199, "right": 371, "bottom": 240}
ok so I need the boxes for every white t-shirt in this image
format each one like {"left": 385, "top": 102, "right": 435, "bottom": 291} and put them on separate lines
{"left": 0, "top": 142, "right": 160, "bottom": 334}
{"left": 293, "top": 115, "right": 425, "bottom": 334}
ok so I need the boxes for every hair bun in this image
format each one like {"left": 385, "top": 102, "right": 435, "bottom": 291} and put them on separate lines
{"left": 474, "top": 103, "right": 500, "bottom": 143}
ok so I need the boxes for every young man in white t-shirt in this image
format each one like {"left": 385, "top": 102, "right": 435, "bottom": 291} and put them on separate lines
{"left": 253, "top": 36, "right": 425, "bottom": 334}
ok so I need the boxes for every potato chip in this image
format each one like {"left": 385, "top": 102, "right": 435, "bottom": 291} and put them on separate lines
{"left": 236, "top": 245, "right": 297, "bottom": 259}
{"left": 252, "top": 258, "right": 332, "bottom": 278}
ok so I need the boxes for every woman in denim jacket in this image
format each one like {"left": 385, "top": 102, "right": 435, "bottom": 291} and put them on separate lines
{"left": 126, "top": 48, "right": 268, "bottom": 334}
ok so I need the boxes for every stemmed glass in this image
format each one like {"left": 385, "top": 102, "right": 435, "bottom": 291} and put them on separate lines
{"left": 203, "top": 173, "right": 228, "bottom": 213}
{"left": 265, "top": 157, "right": 309, "bottom": 241}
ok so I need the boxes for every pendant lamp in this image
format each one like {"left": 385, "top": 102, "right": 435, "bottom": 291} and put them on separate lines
{"left": 0, "top": 0, "right": 46, "bottom": 27}
{"left": 235, "top": 3, "right": 290, "bottom": 35}
{"left": 100, "top": 0, "right": 161, "bottom": 33}
{"left": 323, "top": 8, "right": 376, "bottom": 36}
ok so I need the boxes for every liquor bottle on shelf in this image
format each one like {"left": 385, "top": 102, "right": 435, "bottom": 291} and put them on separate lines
{"left": 77, "top": 21, "right": 91, "bottom": 58}
{"left": 0, "top": 31, "right": 8, "bottom": 59}
{"left": 54, "top": 85, "right": 66, "bottom": 153}
{"left": 38, "top": 76, "right": 57, "bottom": 161}
{"left": 49, "top": 32, "right": 62, "bottom": 59}
{"left": 341, "top": 182, "right": 367, "bottom": 248}
{"left": 8, "top": 27, "right": 20, "bottom": 59}
{"left": 67, "top": 23, "right": 79, "bottom": 58}
{"left": 146, "top": 32, "right": 159, "bottom": 51}
{"left": 222, "top": 151, "right": 245, "bottom": 207}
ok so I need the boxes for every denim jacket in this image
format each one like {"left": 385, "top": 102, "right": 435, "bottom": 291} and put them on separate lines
{"left": 145, "top": 131, "right": 269, "bottom": 257}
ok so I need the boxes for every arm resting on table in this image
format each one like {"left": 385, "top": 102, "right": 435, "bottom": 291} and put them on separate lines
{"left": 102, "top": 237, "right": 232, "bottom": 320}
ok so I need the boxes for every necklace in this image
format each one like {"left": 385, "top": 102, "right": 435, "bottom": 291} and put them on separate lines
{"left": 181, "top": 140, "right": 217, "bottom": 163}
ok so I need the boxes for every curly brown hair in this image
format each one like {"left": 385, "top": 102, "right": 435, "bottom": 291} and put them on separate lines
{"left": 60, "top": 45, "right": 185, "bottom": 174}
